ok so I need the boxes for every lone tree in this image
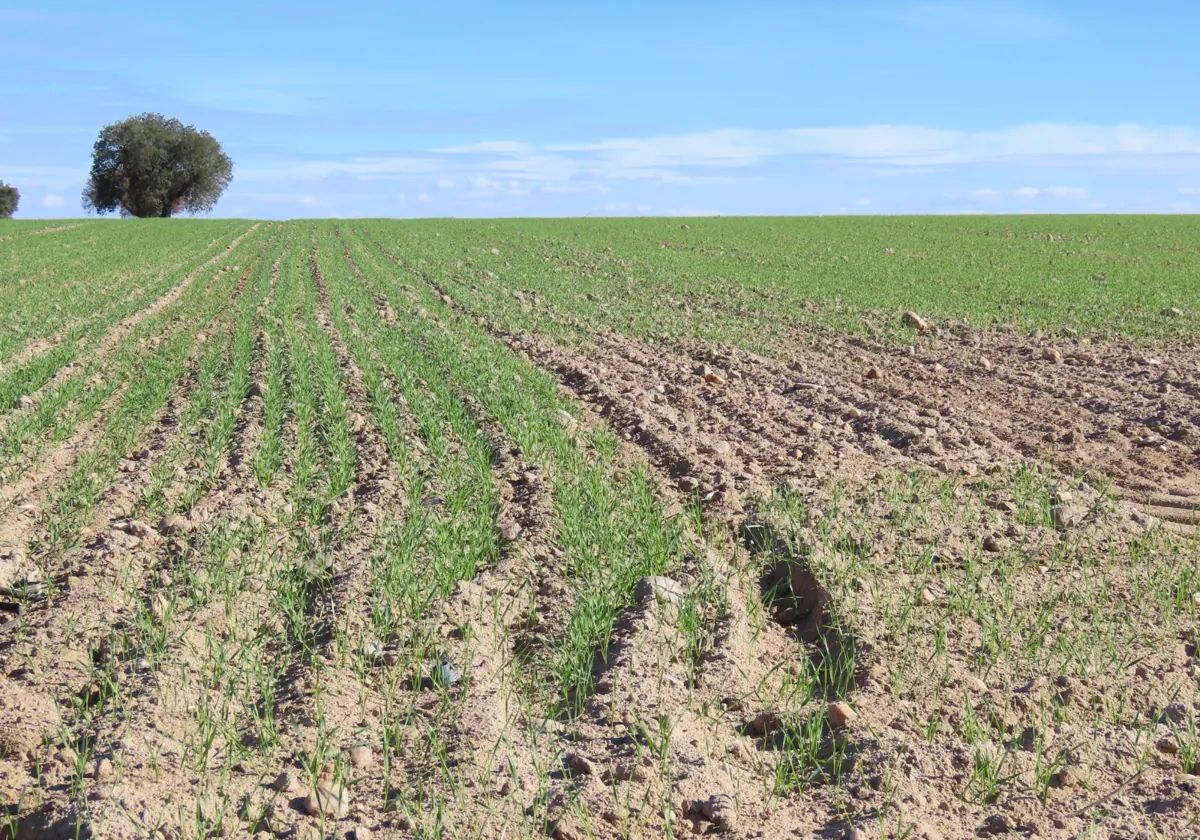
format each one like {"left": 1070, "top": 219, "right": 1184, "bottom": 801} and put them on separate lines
{"left": 82, "top": 113, "right": 233, "bottom": 218}
{"left": 0, "top": 182, "right": 18, "bottom": 219}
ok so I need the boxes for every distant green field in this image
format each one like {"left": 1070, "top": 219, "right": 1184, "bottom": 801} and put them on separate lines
{"left": 353, "top": 215, "right": 1200, "bottom": 348}
{"left": 5, "top": 216, "right": 1198, "bottom": 348}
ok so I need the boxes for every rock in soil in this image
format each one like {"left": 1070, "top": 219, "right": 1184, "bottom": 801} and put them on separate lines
{"left": 826, "top": 701, "right": 857, "bottom": 728}
{"left": 553, "top": 409, "right": 577, "bottom": 434}
{"left": 1051, "top": 504, "right": 1086, "bottom": 530}
{"left": 348, "top": 746, "right": 374, "bottom": 768}
{"left": 902, "top": 311, "right": 930, "bottom": 332}
{"left": 750, "top": 710, "right": 783, "bottom": 736}
{"left": 158, "top": 514, "right": 189, "bottom": 536}
{"left": 303, "top": 780, "right": 349, "bottom": 818}
{"left": 566, "top": 754, "right": 596, "bottom": 777}
{"left": 634, "top": 575, "right": 684, "bottom": 604}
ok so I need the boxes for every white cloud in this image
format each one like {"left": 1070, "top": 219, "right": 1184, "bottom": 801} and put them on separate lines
{"left": 1042, "top": 185, "right": 1090, "bottom": 199}
{"left": 41, "top": 194, "right": 64, "bottom": 207}
{"left": 234, "top": 123, "right": 1200, "bottom": 200}
{"left": 239, "top": 157, "right": 436, "bottom": 182}
{"left": 1180, "top": 187, "right": 1200, "bottom": 195}
{"left": 417, "top": 193, "right": 431, "bottom": 202}
{"left": 239, "top": 192, "right": 330, "bottom": 207}
{"left": 436, "top": 141, "right": 535, "bottom": 155}
{"left": 968, "top": 185, "right": 1092, "bottom": 203}
{"left": 396, "top": 192, "right": 406, "bottom": 201}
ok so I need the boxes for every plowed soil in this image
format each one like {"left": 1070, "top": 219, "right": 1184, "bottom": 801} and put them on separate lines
{"left": 3, "top": 222, "right": 1199, "bottom": 840}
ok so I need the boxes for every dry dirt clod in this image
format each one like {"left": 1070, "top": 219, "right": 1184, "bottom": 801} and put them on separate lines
{"left": 750, "top": 710, "right": 783, "bottom": 736}
{"left": 977, "top": 356, "right": 994, "bottom": 371}
{"left": 634, "top": 575, "right": 684, "bottom": 605}
{"left": 498, "top": 519, "right": 522, "bottom": 540}
{"left": 1157, "top": 736, "right": 1180, "bottom": 755}
{"left": 1042, "top": 347, "right": 1064, "bottom": 363}
{"left": 704, "top": 371, "right": 726, "bottom": 385}
{"left": 692, "top": 794, "right": 738, "bottom": 832}
{"left": 348, "top": 746, "right": 374, "bottom": 769}
{"left": 158, "top": 514, "right": 189, "bottom": 536}
{"left": 566, "top": 754, "right": 596, "bottom": 777}
{"left": 350, "top": 827, "right": 372, "bottom": 840}
{"left": 846, "top": 406, "right": 863, "bottom": 420}
{"left": 902, "top": 311, "right": 930, "bottom": 332}
{"left": 94, "top": 757, "right": 114, "bottom": 780}
{"left": 677, "top": 475, "right": 700, "bottom": 492}
{"left": 865, "top": 366, "right": 882, "bottom": 380}
{"left": 919, "top": 587, "right": 937, "bottom": 604}
{"left": 826, "top": 701, "right": 857, "bottom": 728}
{"left": 1051, "top": 504, "right": 1086, "bottom": 530}
{"left": 553, "top": 409, "right": 578, "bottom": 434}
{"left": 304, "top": 780, "right": 349, "bottom": 818}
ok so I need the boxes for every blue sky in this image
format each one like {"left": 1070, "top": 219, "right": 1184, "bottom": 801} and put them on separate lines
{"left": 3, "top": 0, "right": 1199, "bottom": 218}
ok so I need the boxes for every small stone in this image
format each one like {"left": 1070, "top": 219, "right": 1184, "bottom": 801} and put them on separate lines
{"left": 677, "top": 475, "right": 700, "bottom": 492}
{"left": 1041, "top": 347, "right": 1064, "bottom": 363}
{"left": 965, "top": 676, "right": 988, "bottom": 693}
{"left": 749, "top": 710, "right": 783, "bottom": 736}
{"left": 902, "top": 311, "right": 930, "bottom": 332}
{"left": 983, "top": 535, "right": 1003, "bottom": 553}
{"left": 566, "top": 754, "right": 595, "bottom": 777}
{"left": 17, "top": 395, "right": 34, "bottom": 409}
{"left": 95, "top": 757, "right": 114, "bottom": 780}
{"left": 304, "top": 780, "right": 349, "bottom": 818}
{"left": 865, "top": 367, "right": 882, "bottom": 380}
{"left": 1050, "top": 767, "right": 1077, "bottom": 789}
{"left": 498, "top": 520, "right": 522, "bottom": 540}
{"left": 635, "top": 576, "right": 685, "bottom": 605}
{"left": 350, "top": 827, "right": 372, "bottom": 840}
{"left": 704, "top": 794, "right": 738, "bottom": 831}
{"left": 436, "top": 657, "right": 463, "bottom": 687}
{"left": 553, "top": 409, "right": 577, "bottom": 434}
{"left": 158, "top": 514, "right": 189, "bottom": 536}
{"left": 1163, "top": 307, "right": 1183, "bottom": 317}
{"left": 981, "top": 814, "right": 1011, "bottom": 835}
{"left": 826, "top": 701, "right": 857, "bottom": 728}
{"left": 977, "top": 356, "right": 993, "bottom": 371}
{"left": 349, "top": 746, "right": 374, "bottom": 769}
{"left": 490, "top": 248, "right": 500, "bottom": 255}
{"left": 1051, "top": 505, "right": 1086, "bottom": 530}
{"left": 704, "top": 372, "right": 725, "bottom": 385}
{"left": 919, "top": 587, "right": 937, "bottom": 604}
{"left": 846, "top": 406, "right": 863, "bottom": 420}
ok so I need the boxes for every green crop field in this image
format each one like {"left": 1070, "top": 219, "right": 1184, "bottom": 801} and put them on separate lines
{"left": 0, "top": 217, "right": 1198, "bottom": 840}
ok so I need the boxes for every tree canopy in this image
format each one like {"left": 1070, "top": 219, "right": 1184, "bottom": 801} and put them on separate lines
{"left": 0, "top": 182, "right": 18, "bottom": 219}
{"left": 82, "top": 113, "right": 233, "bottom": 218}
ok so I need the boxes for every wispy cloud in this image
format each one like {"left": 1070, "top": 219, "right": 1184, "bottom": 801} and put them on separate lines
{"left": 232, "top": 122, "right": 1200, "bottom": 211}
{"left": 966, "top": 185, "right": 1092, "bottom": 202}
{"left": 238, "top": 192, "right": 331, "bottom": 208}
{"left": 40, "top": 194, "right": 64, "bottom": 208}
